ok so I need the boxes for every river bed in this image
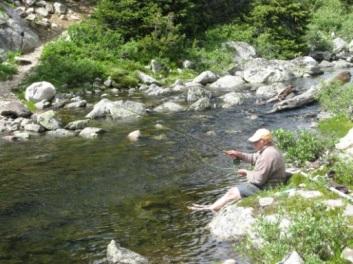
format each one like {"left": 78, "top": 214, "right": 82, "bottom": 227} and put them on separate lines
{"left": 0, "top": 96, "right": 320, "bottom": 264}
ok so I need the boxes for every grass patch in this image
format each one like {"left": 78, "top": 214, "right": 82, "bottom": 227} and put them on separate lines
{"left": 318, "top": 115, "right": 353, "bottom": 139}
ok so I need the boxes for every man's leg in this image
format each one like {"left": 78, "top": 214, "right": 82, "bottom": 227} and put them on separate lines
{"left": 188, "top": 187, "right": 241, "bottom": 212}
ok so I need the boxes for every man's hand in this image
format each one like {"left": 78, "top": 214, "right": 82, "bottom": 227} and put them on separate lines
{"left": 237, "top": 169, "right": 247, "bottom": 177}
{"left": 224, "top": 150, "right": 241, "bottom": 159}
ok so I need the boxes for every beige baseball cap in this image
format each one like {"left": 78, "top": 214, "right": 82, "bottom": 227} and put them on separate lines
{"left": 248, "top": 128, "right": 272, "bottom": 143}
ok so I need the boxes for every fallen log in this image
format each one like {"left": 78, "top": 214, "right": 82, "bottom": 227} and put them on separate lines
{"left": 266, "top": 85, "right": 319, "bottom": 113}
{"left": 266, "top": 84, "right": 295, "bottom": 104}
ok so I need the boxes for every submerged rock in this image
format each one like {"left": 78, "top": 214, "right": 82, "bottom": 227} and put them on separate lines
{"left": 107, "top": 240, "right": 148, "bottom": 264}
{"left": 127, "top": 130, "right": 141, "bottom": 142}
{"left": 79, "top": 127, "right": 104, "bottom": 139}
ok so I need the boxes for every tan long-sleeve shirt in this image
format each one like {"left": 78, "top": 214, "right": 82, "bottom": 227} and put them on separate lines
{"left": 239, "top": 145, "right": 286, "bottom": 187}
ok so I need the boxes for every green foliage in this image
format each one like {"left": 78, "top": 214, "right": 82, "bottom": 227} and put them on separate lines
{"left": 238, "top": 196, "right": 349, "bottom": 264}
{"left": 274, "top": 129, "right": 326, "bottom": 165}
{"left": 245, "top": 0, "right": 311, "bottom": 59}
{"left": 318, "top": 82, "right": 353, "bottom": 117}
{"left": 331, "top": 159, "right": 353, "bottom": 187}
{"left": 318, "top": 115, "right": 353, "bottom": 139}
{"left": 109, "top": 67, "right": 139, "bottom": 88}
{"left": 0, "top": 51, "right": 18, "bottom": 81}
{"left": 305, "top": 0, "right": 353, "bottom": 50}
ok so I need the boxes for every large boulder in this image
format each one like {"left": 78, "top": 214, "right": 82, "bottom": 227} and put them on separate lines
{"left": 0, "top": 101, "right": 31, "bottom": 118}
{"left": 25, "top": 81, "right": 56, "bottom": 102}
{"left": 243, "top": 58, "right": 294, "bottom": 84}
{"left": 186, "top": 85, "right": 212, "bottom": 103}
{"left": 209, "top": 75, "right": 245, "bottom": 92}
{"left": 107, "top": 240, "right": 148, "bottom": 264}
{"left": 208, "top": 205, "right": 255, "bottom": 241}
{"left": 193, "top": 71, "right": 218, "bottom": 85}
{"left": 0, "top": 3, "right": 40, "bottom": 53}
{"left": 86, "top": 99, "right": 146, "bottom": 120}
{"left": 287, "top": 56, "right": 322, "bottom": 77}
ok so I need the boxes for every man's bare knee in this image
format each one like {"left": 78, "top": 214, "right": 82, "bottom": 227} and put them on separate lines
{"left": 226, "top": 187, "right": 241, "bottom": 199}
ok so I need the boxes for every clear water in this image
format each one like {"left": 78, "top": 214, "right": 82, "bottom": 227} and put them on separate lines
{"left": 0, "top": 97, "right": 319, "bottom": 264}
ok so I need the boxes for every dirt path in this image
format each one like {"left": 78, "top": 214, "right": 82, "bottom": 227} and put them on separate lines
{"left": 0, "top": 45, "right": 43, "bottom": 104}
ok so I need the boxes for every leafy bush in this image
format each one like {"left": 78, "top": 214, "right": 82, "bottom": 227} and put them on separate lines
{"left": 0, "top": 63, "right": 17, "bottom": 81}
{"left": 318, "top": 82, "right": 353, "bottom": 117}
{"left": 331, "top": 159, "right": 353, "bottom": 186}
{"left": 274, "top": 129, "right": 326, "bottom": 165}
{"left": 250, "top": 206, "right": 349, "bottom": 263}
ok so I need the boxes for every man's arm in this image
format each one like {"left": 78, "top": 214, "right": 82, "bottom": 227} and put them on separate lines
{"left": 224, "top": 150, "right": 258, "bottom": 165}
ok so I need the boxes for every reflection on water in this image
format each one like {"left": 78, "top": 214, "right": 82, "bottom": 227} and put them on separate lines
{"left": 0, "top": 99, "right": 318, "bottom": 263}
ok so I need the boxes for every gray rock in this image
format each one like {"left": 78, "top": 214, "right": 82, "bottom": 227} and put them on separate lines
{"left": 64, "top": 100, "right": 87, "bottom": 109}
{"left": 322, "top": 199, "right": 344, "bottom": 209}
{"left": 256, "top": 83, "right": 288, "bottom": 99}
{"left": 333, "top": 60, "right": 353, "bottom": 68}
{"left": 104, "top": 77, "right": 113, "bottom": 88}
{"left": 15, "top": 56, "right": 32, "bottom": 65}
{"left": 243, "top": 58, "right": 294, "bottom": 84}
{"left": 336, "top": 128, "right": 353, "bottom": 150}
{"left": 319, "top": 60, "right": 334, "bottom": 68}
{"left": 188, "top": 97, "right": 211, "bottom": 111}
{"left": 25, "top": 81, "right": 56, "bottom": 102}
{"left": 53, "top": 2, "right": 67, "bottom": 14}
{"left": 86, "top": 99, "right": 146, "bottom": 120}
{"left": 289, "top": 56, "right": 322, "bottom": 77}
{"left": 127, "top": 130, "right": 141, "bottom": 142}
{"left": 13, "top": 131, "right": 31, "bottom": 141}
{"left": 23, "top": 0, "right": 37, "bottom": 6}
{"left": 333, "top": 37, "right": 348, "bottom": 54}
{"left": 143, "top": 84, "right": 171, "bottom": 96}
{"left": 182, "top": 60, "right": 193, "bottom": 69}
{"left": 37, "top": 110, "right": 61, "bottom": 130}
{"left": 154, "top": 102, "right": 185, "bottom": 113}
{"left": 209, "top": 75, "right": 245, "bottom": 92}
{"left": 79, "top": 127, "right": 104, "bottom": 139}
{"left": 0, "top": 4, "right": 40, "bottom": 53}
{"left": 186, "top": 85, "right": 212, "bottom": 103}
{"left": 0, "top": 101, "right": 31, "bottom": 118}
{"left": 24, "top": 123, "right": 44, "bottom": 133}
{"left": 278, "top": 251, "right": 304, "bottom": 264}
{"left": 222, "top": 259, "right": 237, "bottom": 264}
{"left": 65, "top": 119, "right": 89, "bottom": 130}
{"left": 35, "top": 100, "right": 51, "bottom": 110}
{"left": 107, "top": 240, "right": 148, "bottom": 264}
{"left": 150, "top": 59, "right": 162, "bottom": 73}
{"left": 193, "top": 71, "right": 218, "bottom": 85}
{"left": 35, "top": 7, "right": 49, "bottom": 17}
{"left": 137, "top": 71, "right": 158, "bottom": 84}
{"left": 341, "top": 247, "right": 353, "bottom": 263}
{"left": 220, "top": 92, "right": 243, "bottom": 108}
{"left": 344, "top": 204, "right": 353, "bottom": 217}
{"left": 47, "top": 129, "right": 75, "bottom": 137}
{"left": 288, "top": 190, "right": 322, "bottom": 199}
{"left": 259, "top": 197, "right": 274, "bottom": 207}
{"left": 208, "top": 205, "right": 255, "bottom": 241}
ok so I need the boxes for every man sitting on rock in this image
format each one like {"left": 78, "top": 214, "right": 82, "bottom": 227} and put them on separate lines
{"left": 188, "top": 128, "right": 286, "bottom": 212}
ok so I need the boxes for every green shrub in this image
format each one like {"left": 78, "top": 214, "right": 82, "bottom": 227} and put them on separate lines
{"left": 0, "top": 63, "right": 17, "bottom": 81}
{"left": 109, "top": 67, "right": 139, "bottom": 88}
{"left": 331, "top": 159, "right": 353, "bottom": 186}
{"left": 274, "top": 129, "right": 326, "bottom": 165}
{"left": 318, "top": 82, "right": 353, "bottom": 117}
{"left": 250, "top": 206, "right": 349, "bottom": 263}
